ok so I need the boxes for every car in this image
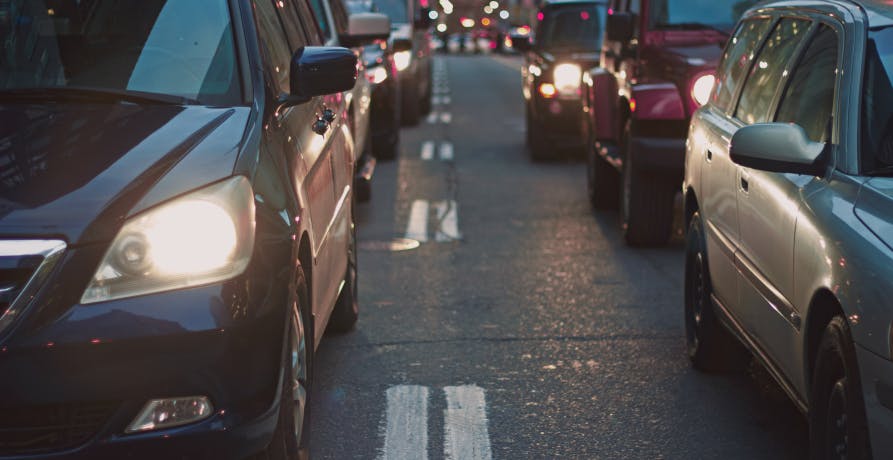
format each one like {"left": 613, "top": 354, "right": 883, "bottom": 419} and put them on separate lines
{"left": 513, "top": 0, "right": 608, "bottom": 161}
{"left": 308, "top": 0, "right": 391, "bottom": 201}
{"left": 374, "top": 0, "right": 434, "bottom": 125}
{"left": 581, "top": 0, "right": 756, "bottom": 245}
{"left": 682, "top": 0, "right": 893, "bottom": 457}
{"left": 0, "top": 0, "right": 364, "bottom": 457}
{"left": 347, "top": 0, "right": 403, "bottom": 161}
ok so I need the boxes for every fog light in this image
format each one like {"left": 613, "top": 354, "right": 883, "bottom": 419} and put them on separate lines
{"left": 126, "top": 396, "right": 213, "bottom": 433}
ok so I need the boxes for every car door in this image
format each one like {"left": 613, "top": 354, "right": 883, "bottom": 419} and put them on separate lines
{"left": 697, "top": 16, "right": 773, "bottom": 308}
{"left": 736, "top": 21, "right": 840, "bottom": 376}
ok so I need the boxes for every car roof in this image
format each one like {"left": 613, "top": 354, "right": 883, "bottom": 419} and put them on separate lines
{"left": 542, "top": 0, "right": 608, "bottom": 7}
{"left": 858, "top": 0, "right": 893, "bottom": 27}
{"left": 754, "top": 0, "right": 893, "bottom": 28}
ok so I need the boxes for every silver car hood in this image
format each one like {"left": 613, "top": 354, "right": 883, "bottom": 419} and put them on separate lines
{"left": 855, "top": 177, "right": 893, "bottom": 250}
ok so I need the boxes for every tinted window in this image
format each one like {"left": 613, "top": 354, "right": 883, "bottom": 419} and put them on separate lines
{"left": 775, "top": 25, "right": 837, "bottom": 143}
{"left": 0, "top": 0, "right": 240, "bottom": 105}
{"left": 735, "top": 18, "right": 810, "bottom": 124}
{"left": 254, "top": 0, "right": 294, "bottom": 92}
{"left": 862, "top": 27, "right": 893, "bottom": 171}
{"left": 712, "top": 17, "right": 772, "bottom": 111}
{"left": 649, "top": 0, "right": 759, "bottom": 32}
{"left": 309, "top": 0, "right": 334, "bottom": 41}
{"left": 537, "top": 4, "right": 606, "bottom": 52}
{"left": 374, "top": 0, "right": 408, "bottom": 24}
{"left": 293, "top": 0, "right": 326, "bottom": 45}
{"left": 275, "top": 0, "right": 311, "bottom": 49}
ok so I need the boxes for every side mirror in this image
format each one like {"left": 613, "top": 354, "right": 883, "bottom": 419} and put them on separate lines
{"left": 606, "top": 11, "right": 633, "bottom": 42}
{"left": 729, "top": 123, "right": 827, "bottom": 176}
{"left": 341, "top": 13, "right": 391, "bottom": 47}
{"left": 290, "top": 46, "right": 358, "bottom": 100}
{"left": 510, "top": 35, "right": 531, "bottom": 52}
{"left": 392, "top": 38, "right": 413, "bottom": 52}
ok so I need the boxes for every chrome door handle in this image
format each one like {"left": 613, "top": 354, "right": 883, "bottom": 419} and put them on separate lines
{"left": 706, "top": 150, "right": 713, "bottom": 161}
{"left": 740, "top": 176, "right": 749, "bottom": 192}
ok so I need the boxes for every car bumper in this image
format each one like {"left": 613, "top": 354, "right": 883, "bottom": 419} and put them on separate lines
{"left": 533, "top": 97, "right": 584, "bottom": 145}
{"left": 857, "top": 345, "right": 893, "bottom": 459}
{"left": 628, "top": 136, "right": 686, "bottom": 179}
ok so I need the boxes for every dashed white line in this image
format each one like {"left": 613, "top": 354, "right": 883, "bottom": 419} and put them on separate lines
{"left": 440, "top": 112, "right": 452, "bottom": 124}
{"left": 438, "top": 142, "right": 453, "bottom": 161}
{"left": 434, "top": 200, "right": 461, "bottom": 242}
{"left": 442, "top": 96, "right": 451, "bottom": 105}
{"left": 420, "top": 141, "right": 435, "bottom": 160}
{"left": 405, "top": 200, "right": 429, "bottom": 242}
{"left": 382, "top": 385, "right": 429, "bottom": 460}
{"left": 426, "top": 112, "right": 438, "bottom": 124}
{"left": 443, "top": 385, "right": 492, "bottom": 460}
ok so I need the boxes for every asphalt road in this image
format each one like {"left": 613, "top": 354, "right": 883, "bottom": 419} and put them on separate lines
{"left": 309, "top": 53, "right": 808, "bottom": 459}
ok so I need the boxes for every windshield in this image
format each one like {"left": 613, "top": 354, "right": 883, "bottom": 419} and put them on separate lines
{"left": 0, "top": 0, "right": 241, "bottom": 106}
{"left": 649, "top": 0, "right": 758, "bottom": 32}
{"left": 374, "top": 0, "right": 408, "bottom": 24}
{"left": 537, "top": 4, "right": 606, "bottom": 52}
{"left": 862, "top": 27, "right": 893, "bottom": 174}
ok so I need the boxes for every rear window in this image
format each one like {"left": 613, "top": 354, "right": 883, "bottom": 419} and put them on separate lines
{"left": 374, "top": 0, "right": 408, "bottom": 24}
{"left": 862, "top": 27, "right": 893, "bottom": 172}
{"left": 537, "top": 3, "right": 606, "bottom": 52}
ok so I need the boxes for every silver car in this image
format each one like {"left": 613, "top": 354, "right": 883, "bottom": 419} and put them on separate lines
{"left": 682, "top": 0, "right": 893, "bottom": 457}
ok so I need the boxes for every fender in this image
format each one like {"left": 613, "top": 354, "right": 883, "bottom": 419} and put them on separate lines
{"left": 583, "top": 67, "right": 620, "bottom": 143}
{"left": 629, "top": 82, "right": 685, "bottom": 121}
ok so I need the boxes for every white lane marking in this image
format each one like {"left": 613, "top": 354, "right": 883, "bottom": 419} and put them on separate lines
{"left": 434, "top": 87, "right": 450, "bottom": 95}
{"left": 438, "top": 142, "right": 453, "bottom": 161}
{"left": 426, "top": 111, "right": 439, "bottom": 124}
{"left": 434, "top": 200, "right": 461, "bottom": 242}
{"left": 421, "top": 141, "right": 435, "bottom": 160}
{"left": 382, "top": 385, "right": 429, "bottom": 460}
{"left": 406, "top": 200, "right": 429, "bottom": 242}
{"left": 443, "top": 385, "right": 492, "bottom": 460}
{"left": 440, "top": 112, "right": 452, "bottom": 124}
{"left": 442, "top": 96, "right": 451, "bottom": 105}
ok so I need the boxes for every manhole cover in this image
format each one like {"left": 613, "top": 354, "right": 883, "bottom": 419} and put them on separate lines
{"left": 358, "top": 238, "right": 420, "bottom": 252}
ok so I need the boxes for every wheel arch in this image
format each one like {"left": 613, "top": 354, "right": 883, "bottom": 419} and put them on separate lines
{"left": 684, "top": 187, "right": 699, "bottom": 231}
{"left": 804, "top": 289, "right": 845, "bottom": 391}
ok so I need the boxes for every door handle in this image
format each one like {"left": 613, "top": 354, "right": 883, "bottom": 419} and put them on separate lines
{"left": 312, "top": 118, "right": 329, "bottom": 136}
{"left": 740, "top": 176, "right": 749, "bottom": 192}
{"left": 706, "top": 150, "right": 713, "bottom": 161}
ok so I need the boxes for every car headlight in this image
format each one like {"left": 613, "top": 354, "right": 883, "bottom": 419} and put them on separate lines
{"left": 553, "top": 63, "right": 581, "bottom": 96}
{"left": 81, "top": 176, "right": 255, "bottom": 304}
{"left": 691, "top": 74, "right": 715, "bottom": 106}
{"left": 366, "top": 66, "right": 388, "bottom": 84}
{"left": 394, "top": 50, "right": 412, "bottom": 72}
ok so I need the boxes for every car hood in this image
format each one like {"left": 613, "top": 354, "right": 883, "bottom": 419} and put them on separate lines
{"left": 0, "top": 103, "right": 248, "bottom": 245}
{"left": 855, "top": 177, "right": 893, "bottom": 250}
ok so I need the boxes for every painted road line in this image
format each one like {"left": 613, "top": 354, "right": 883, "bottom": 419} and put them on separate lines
{"left": 426, "top": 111, "right": 439, "bottom": 124}
{"left": 438, "top": 142, "right": 453, "bottom": 161}
{"left": 434, "top": 200, "right": 461, "bottom": 242}
{"left": 444, "top": 385, "right": 492, "bottom": 460}
{"left": 442, "top": 96, "right": 451, "bottom": 105}
{"left": 405, "top": 200, "right": 429, "bottom": 242}
{"left": 382, "top": 385, "right": 429, "bottom": 460}
{"left": 420, "top": 141, "right": 435, "bottom": 160}
{"left": 440, "top": 112, "right": 452, "bottom": 124}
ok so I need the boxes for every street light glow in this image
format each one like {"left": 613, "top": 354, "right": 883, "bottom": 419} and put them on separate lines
{"left": 499, "top": 10, "right": 509, "bottom": 19}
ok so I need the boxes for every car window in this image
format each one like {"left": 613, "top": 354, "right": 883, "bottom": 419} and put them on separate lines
{"left": 310, "top": 0, "right": 335, "bottom": 41}
{"left": 861, "top": 27, "right": 893, "bottom": 172}
{"left": 735, "top": 18, "right": 810, "bottom": 125}
{"left": 329, "top": 0, "right": 351, "bottom": 36}
{"left": 293, "top": 0, "right": 327, "bottom": 45}
{"left": 0, "top": 0, "right": 241, "bottom": 106}
{"left": 775, "top": 24, "right": 837, "bottom": 143}
{"left": 374, "top": 0, "right": 409, "bottom": 24}
{"left": 712, "top": 17, "right": 772, "bottom": 112}
{"left": 649, "top": 0, "right": 759, "bottom": 32}
{"left": 537, "top": 4, "right": 606, "bottom": 52}
{"left": 254, "top": 0, "right": 294, "bottom": 92}
{"left": 274, "top": 0, "right": 311, "bottom": 50}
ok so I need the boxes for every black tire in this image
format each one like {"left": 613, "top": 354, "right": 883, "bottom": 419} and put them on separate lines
{"left": 420, "top": 65, "right": 432, "bottom": 115}
{"left": 809, "top": 316, "right": 872, "bottom": 460}
{"left": 372, "top": 121, "right": 400, "bottom": 161}
{"left": 328, "top": 202, "right": 358, "bottom": 333}
{"left": 525, "top": 104, "right": 534, "bottom": 147}
{"left": 585, "top": 119, "right": 619, "bottom": 209}
{"left": 684, "top": 212, "right": 749, "bottom": 372}
{"left": 620, "top": 121, "right": 675, "bottom": 246}
{"left": 526, "top": 107, "right": 549, "bottom": 161}
{"left": 268, "top": 268, "right": 312, "bottom": 460}
{"left": 401, "top": 78, "right": 421, "bottom": 126}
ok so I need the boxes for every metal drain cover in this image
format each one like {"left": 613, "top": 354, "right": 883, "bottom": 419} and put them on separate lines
{"left": 358, "top": 238, "right": 420, "bottom": 252}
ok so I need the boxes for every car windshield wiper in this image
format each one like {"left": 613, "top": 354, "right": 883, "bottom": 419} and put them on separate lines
{"left": 654, "top": 22, "right": 731, "bottom": 37}
{"left": 0, "top": 87, "right": 200, "bottom": 105}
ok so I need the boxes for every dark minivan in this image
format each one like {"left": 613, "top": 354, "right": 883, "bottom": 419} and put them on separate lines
{"left": 0, "top": 0, "right": 367, "bottom": 458}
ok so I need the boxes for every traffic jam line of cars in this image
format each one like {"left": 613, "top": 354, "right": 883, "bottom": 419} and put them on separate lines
{"left": 516, "top": 0, "right": 893, "bottom": 457}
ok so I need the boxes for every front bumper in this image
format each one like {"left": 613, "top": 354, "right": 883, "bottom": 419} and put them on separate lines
{"left": 857, "top": 345, "right": 893, "bottom": 459}
{"left": 532, "top": 96, "right": 584, "bottom": 146}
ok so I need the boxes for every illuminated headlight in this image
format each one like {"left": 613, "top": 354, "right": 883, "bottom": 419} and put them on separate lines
{"left": 394, "top": 50, "right": 412, "bottom": 72}
{"left": 691, "top": 74, "right": 715, "bottom": 106}
{"left": 81, "top": 176, "right": 255, "bottom": 304}
{"left": 367, "top": 66, "right": 388, "bottom": 84}
{"left": 553, "top": 63, "right": 582, "bottom": 96}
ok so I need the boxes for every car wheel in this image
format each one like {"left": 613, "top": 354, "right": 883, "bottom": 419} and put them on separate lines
{"left": 328, "top": 202, "right": 359, "bottom": 333}
{"left": 525, "top": 104, "right": 534, "bottom": 147}
{"left": 620, "top": 121, "right": 674, "bottom": 246}
{"left": 809, "top": 316, "right": 871, "bottom": 460}
{"left": 268, "top": 268, "right": 312, "bottom": 460}
{"left": 373, "top": 113, "right": 400, "bottom": 161}
{"left": 526, "top": 107, "right": 549, "bottom": 161}
{"left": 420, "top": 65, "right": 432, "bottom": 115}
{"left": 586, "top": 120, "right": 619, "bottom": 210}
{"left": 401, "top": 78, "right": 421, "bottom": 126}
{"left": 684, "top": 212, "right": 748, "bottom": 371}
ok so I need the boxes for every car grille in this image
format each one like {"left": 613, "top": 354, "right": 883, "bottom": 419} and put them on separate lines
{"left": 0, "top": 240, "right": 66, "bottom": 335}
{"left": 0, "top": 402, "right": 118, "bottom": 455}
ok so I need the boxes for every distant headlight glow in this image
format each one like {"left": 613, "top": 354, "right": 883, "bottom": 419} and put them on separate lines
{"left": 691, "top": 74, "right": 715, "bottom": 106}
{"left": 553, "top": 63, "right": 582, "bottom": 97}
{"left": 394, "top": 50, "right": 412, "bottom": 72}
{"left": 367, "top": 66, "right": 388, "bottom": 84}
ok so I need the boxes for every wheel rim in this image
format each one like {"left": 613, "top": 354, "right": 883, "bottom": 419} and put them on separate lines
{"left": 825, "top": 379, "right": 849, "bottom": 459}
{"left": 685, "top": 245, "right": 706, "bottom": 353}
{"left": 290, "top": 307, "right": 308, "bottom": 443}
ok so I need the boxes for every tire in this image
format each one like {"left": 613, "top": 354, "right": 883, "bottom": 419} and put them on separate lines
{"left": 420, "top": 64, "right": 432, "bottom": 115}
{"left": 586, "top": 119, "right": 619, "bottom": 210}
{"left": 809, "top": 316, "right": 872, "bottom": 460}
{"left": 684, "top": 212, "right": 749, "bottom": 372}
{"left": 620, "top": 121, "right": 675, "bottom": 246}
{"left": 372, "top": 117, "right": 400, "bottom": 161}
{"left": 526, "top": 106, "right": 549, "bottom": 161}
{"left": 328, "top": 202, "right": 358, "bottom": 333}
{"left": 268, "top": 268, "right": 312, "bottom": 460}
{"left": 401, "top": 77, "right": 421, "bottom": 126}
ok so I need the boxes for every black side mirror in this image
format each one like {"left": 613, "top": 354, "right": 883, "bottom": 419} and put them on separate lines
{"left": 392, "top": 38, "right": 413, "bottom": 53}
{"left": 290, "top": 46, "right": 357, "bottom": 101}
{"left": 729, "top": 123, "right": 827, "bottom": 176}
{"left": 510, "top": 35, "right": 531, "bottom": 52}
{"left": 606, "top": 11, "right": 633, "bottom": 42}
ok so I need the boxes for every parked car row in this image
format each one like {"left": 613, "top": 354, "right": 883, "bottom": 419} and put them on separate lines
{"left": 0, "top": 0, "right": 429, "bottom": 458}
{"left": 518, "top": 0, "right": 893, "bottom": 457}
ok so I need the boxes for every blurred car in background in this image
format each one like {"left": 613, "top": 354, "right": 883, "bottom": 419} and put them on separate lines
{"left": 347, "top": 0, "right": 403, "bottom": 161}
{"left": 683, "top": 0, "right": 893, "bottom": 457}
{"left": 514, "top": 0, "right": 608, "bottom": 161}
{"left": 581, "top": 0, "right": 756, "bottom": 245}
{"left": 375, "top": 0, "right": 434, "bottom": 125}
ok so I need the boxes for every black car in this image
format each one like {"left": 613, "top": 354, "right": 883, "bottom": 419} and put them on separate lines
{"left": 0, "top": 0, "right": 364, "bottom": 458}
{"left": 513, "top": 0, "right": 608, "bottom": 160}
